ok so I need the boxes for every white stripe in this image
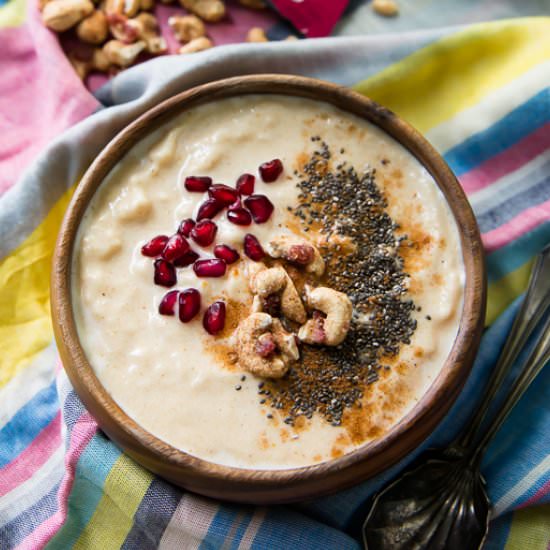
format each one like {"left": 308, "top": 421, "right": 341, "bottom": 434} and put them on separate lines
{"left": 237, "top": 508, "right": 267, "bottom": 550}
{"left": 0, "top": 445, "right": 65, "bottom": 526}
{"left": 426, "top": 60, "right": 550, "bottom": 153}
{"left": 470, "top": 149, "right": 550, "bottom": 214}
{"left": 493, "top": 454, "right": 550, "bottom": 517}
{"left": 158, "top": 493, "right": 218, "bottom": 550}
{"left": 0, "top": 342, "right": 57, "bottom": 430}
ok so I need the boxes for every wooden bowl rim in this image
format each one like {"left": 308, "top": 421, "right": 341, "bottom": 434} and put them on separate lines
{"left": 52, "top": 74, "right": 486, "bottom": 489}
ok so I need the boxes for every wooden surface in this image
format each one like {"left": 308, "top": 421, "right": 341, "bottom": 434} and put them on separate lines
{"left": 51, "top": 75, "right": 487, "bottom": 504}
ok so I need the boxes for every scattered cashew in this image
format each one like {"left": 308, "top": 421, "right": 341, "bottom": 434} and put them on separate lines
{"left": 108, "top": 13, "right": 140, "bottom": 43}
{"left": 179, "top": 0, "right": 225, "bottom": 22}
{"left": 168, "top": 14, "right": 205, "bottom": 43}
{"left": 246, "top": 27, "right": 268, "bottom": 42}
{"left": 266, "top": 235, "right": 325, "bottom": 277}
{"left": 239, "top": 0, "right": 265, "bottom": 9}
{"left": 372, "top": 0, "right": 399, "bottom": 17}
{"left": 298, "top": 287, "right": 353, "bottom": 346}
{"left": 42, "top": 0, "right": 94, "bottom": 31}
{"left": 178, "top": 36, "right": 213, "bottom": 54}
{"left": 249, "top": 265, "right": 307, "bottom": 324}
{"left": 236, "top": 313, "right": 299, "bottom": 378}
{"left": 76, "top": 10, "right": 109, "bottom": 44}
{"left": 134, "top": 13, "right": 167, "bottom": 53}
{"left": 103, "top": 39, "right": 145, "bottom": 67}
{"left": 140, "top": 0, "right": 154, "bottom": 9}
{"left": 104, "top": 0, "right": 140, "bottom": 17}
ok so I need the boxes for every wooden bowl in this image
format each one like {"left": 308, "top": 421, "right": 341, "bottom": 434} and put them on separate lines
{"left": 51, "top": 75, "right": 486, "bottom": 504}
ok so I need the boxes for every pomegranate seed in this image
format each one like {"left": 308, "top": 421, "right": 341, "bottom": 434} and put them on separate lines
{"left": 236, "top": 173, "right": 255, "bottom": 195}
{"left": 243, "top": 234, "right": 265, "bottom": 261}
{"left": 158, "top": 290, "right": 179, "bottom": 316}
{"left": 162, "top": 234, "right": 190, "bottom": 262}
{"left": 154, "top": 259, "right": 177, "bottom": 287}
{"left": 141, "top": 235, "right": 169, "bottom": 257}
{"left": 193, "top": 258, "right": 227, "bottom": 277}
{"left": 190, "top": 220, "right": 218, "bottom": 247}
{"left": 203, "top": 301, "right": 226, "bottom": 334}
{"left": 259, "top": 159, "right": 283, "bottom": 182}
{"left": 286, "top": 244, "right": 314, "bottom": 265}
{"left": 197, "top": 198, "right": 225, "bottom": 221}
{"left": 214, "top": 244, "right": 240, "bottom": 264}
{"left": 208, "top": 184, "right": 239, "bottom": 206}
{"left": 184, "top": 176, "right": 212, "bottom": 192}
{"left": 227, "top": 207, "right": 252, "bottom": 226}
{"left": 255, "top": 333, "right": 277, "bottom": 357}
{"left": 178, "top": 218, "right": 195, "bottom": 237}
{"left": 244, "top": 195, "right": 274, "bottom": 224}
{"left": 173, "top": 249, "right": 199, "bottom": 267}
{"left": 178, "top": 288, "right": 201, "bottom": 322}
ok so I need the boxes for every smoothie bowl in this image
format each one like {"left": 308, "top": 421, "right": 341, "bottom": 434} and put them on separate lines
{"left": 51, "top": 75, "right": 486, "bottom": 503}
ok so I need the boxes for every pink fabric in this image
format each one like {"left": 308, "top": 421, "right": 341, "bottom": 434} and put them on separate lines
{"left": 13, "top": 411, "right": 98, "bottom": 550}
{"left": 459, "top": 123, "right": 550, "bottom": 194}
{"left": 270, "top": 0, "right": 348, "bottom": 37}
{"left": 0, "top": 1, "right": 99, "bottom": 196}
{"left": 482, "top": 198, "right": 550, "bottom": 253}
{"left": 519, "top": 477, "right": 550, "bottom": 509}
{"left": 0, "top": 413, "right": 62, "bottom": 497}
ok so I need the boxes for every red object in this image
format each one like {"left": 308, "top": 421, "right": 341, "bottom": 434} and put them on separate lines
{"left": 184, "top": 176, "right": 212, "bottom": 192}
{"left": 244, "top": 194, "right": 274, "bottom": 223}
{"left": 209, "top": 184, "right": 239, "bottom": 205}
{"left": 243, "top": 234, "right": 265, "bottom": 261}
{"left": 214, "top": 244, "right": 240, "bottom": 264}
{"left": 173, "top": 249, "right": 199, "bottom": 267}
{"left": 193, "top": 258, "right": 227, "bottom": 277}
{"left": 236, "top": 173, "right": 255, "bottom": 195}
{"left": 154, "top": 259, "right": 177, "bottom": 287}
{"left": 162, "top": 233, "right": 190, "bottom": 262}
{"left": 141, "top": 235, "right": 169, "bottom": 257}
{"left": 178, "top": 218, "right": 195, "bottom": 237}
{"left": 190, "top": 220, "right": 218, "bottom": 247}
{"left": 227, "top": 207, "right": 252, "bottom": 226}
{"left": 179, "top": 288, "right": 201, "bottom": 322}
{"left": 270, "top": 0, "right": 349, "bottom": 38}
{"left": 259, "top": 159, "right": 283, "bottom": 182}
{"left": 197, "top": 198, "right": 225, "bottom": 221}
{"left": 203, "top": 301, "right": 226, "bottom": 334}
{"left": 158, "top": 290, "right": 179, "bottom": 315}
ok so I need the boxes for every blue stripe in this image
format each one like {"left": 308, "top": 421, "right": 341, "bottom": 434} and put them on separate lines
{"left": 477, "top": 174, "right": 550, "bottom": 233}
{"left": 444, "top": 88, "right": 550, "bottom": 176}
{"left": 229, "top": 512, "right": 255, "bottom": 550}
{"left": 0, "top": 481, "right": 61, "bottom": 547}
{"left": 0, "top": 381, "right": 58, "bottom": 467}
{"left": 45, "top": 432, "right": 121, "bottom": 550}
{"left": 487, "top": 222, "right": 550, "bottom": 283}
{"left": 198, "top": 507, "right": 239, "bottom": 550}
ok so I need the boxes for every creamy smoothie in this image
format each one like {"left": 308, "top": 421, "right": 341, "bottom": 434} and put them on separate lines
{"left": 73, "top": 95, "right": 464, "bottom": 469}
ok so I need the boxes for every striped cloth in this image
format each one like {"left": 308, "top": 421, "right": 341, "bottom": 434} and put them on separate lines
{"left": 1, "top": 6, "right": 549, "bottom": 549}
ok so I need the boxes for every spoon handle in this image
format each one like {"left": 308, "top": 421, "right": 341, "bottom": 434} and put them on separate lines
{"left": 470, "top": 313, "right": 550, "bottom": 464}
{"left": 458, "top": 244, "right": 550, "bottom": 449}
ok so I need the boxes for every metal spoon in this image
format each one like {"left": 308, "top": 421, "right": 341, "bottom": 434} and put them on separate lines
{"left": 362, "top": 244, "right": 550, "bottom": 550}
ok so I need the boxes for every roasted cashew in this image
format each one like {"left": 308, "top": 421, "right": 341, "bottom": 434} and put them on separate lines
{"left": 236, "top": 313, "right": 299, "bottom": 378}
{"left": 76, "top": 10, "right": 108, "bottom": 44}
{"left": 246, "top": 27, "right": 268, "bottom": 42}
{"left": 42, "top": 0, "right": 94, "bottom": 31}
{"left": 103, "top": 39, "right": 145, "bottom": 67}
{"left": 178, "top": 36, "right": 213, "bottom": 54}
{"left": 104, "top": 0, "right": 140, "bottom": 17}
{"left": 179, "top": 0, "right": 225, "bottom": 22}
{"left": 168, "top": 14, "right": 206, "bottom": 43}
{"left": 266, "top": 235, "right": 325, "bottom": 276}
{"left": 298, "top": 287, "right": 353, "bottom": 346}
{"left": 249, "top": 264, "right": 306, "bottom": 324}
{"left": 134, "top": 13, "right": 167, "bottom": 54}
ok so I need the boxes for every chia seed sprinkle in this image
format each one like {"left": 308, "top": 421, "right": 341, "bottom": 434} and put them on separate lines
{"left": 235, "top": 385, "right": 242, "bottom": 391}
{"left": 266, "top": 140, "right": 417, "bottom": 426}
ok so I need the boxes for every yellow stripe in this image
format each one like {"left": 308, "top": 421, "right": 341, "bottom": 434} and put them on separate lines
{"left": 73, "top": 454, "right": 153, "bottom": 550}
{"left": 486, "top": 260, "right": 533, "bottom": 326}
{"left": 0, "top": 0, "right": 26, "bottom": 28}
{"left": 354, "top": 17, "right": 550, "bottom": 133}
{"left": 0, "top": 186, "right": 74, "bottom": 388}
{"left": 505, "top": 504, "right": 550, "bottom": 550}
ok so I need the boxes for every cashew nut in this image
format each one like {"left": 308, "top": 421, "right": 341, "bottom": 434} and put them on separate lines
{"left": 168, "top": 14, "right": 206, "bottom": 43}
{"left": 179, "top": 0, "right": 225, "bottom": 22}
{"left": 178, "top": 36, "right": 213, "bottom": 54}
{"left": 140, "top": 0, "right": 154, "bottom": 9}
{"left": 104, "top": 0, "right": 140, "bottom": 17}
{"left": 103, "top": 39, "right": 145, "bottom": 67}
{"left": 108, "top": 13, "right": 140, "bottom": 43}
{"left": 246, "top": 27, "right": 268, "bottom": 42}
{"left": 236, "top": 313, "right": 299, "bottom": 378}
{"left": 372, "top": 0, "right": 399, "bottom": 16}
{"left": 134, "top": 13, "right": 167, "bottom": 54}
{"left": 298, "top": 287, "right": 353, "bottom": 346}
{"left": 249, "top": 265, "right": 306, "bottom": 324}
{"left": 76, "top": 10, "right": 108, "bottom": 44}
{"left": 42, "top": 0, "right": 94, "bottom": 31}
{"left": 92, "top": 47, "right": 110, "bottom": 71}
{"left": 266, "top": 235, "right": 325, "bottom": 276}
